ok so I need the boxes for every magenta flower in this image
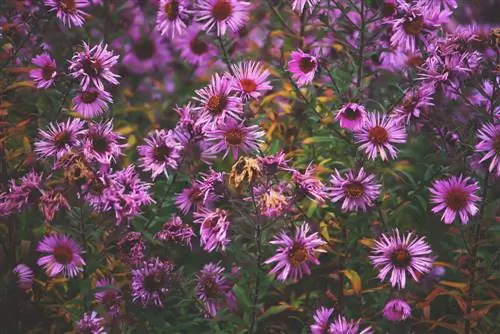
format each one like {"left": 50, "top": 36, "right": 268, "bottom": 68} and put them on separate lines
{"left": 429, "top": 175, "right": 480, "bottom": 225}
{"left": 291, "top": 165, "right": 329, "bottom": 202}
{"left": 391, "top": 85, "right": 434, "bottom": 124}
{"left": 156, "top": 0, "right": 189, "bottom": 38}
{"left": 264, "top": 223, "right": 326, "bottom": 282}
{"left": 330, "top": 168, "right": 381, "bottom": 212}
{"left": 194, "top": 0, "right": 250, "bottom": 36}
{"left": 34, "top": 118, "right": 85, "bottom": 160}
{"left": 73, "top": 87, "right": 113, "bottom": 118}
{"left": 82, "top": 120, "right": 126, "bottom": 165}
{"left": 131, "top": 258, "right": 175, "bottom": 308}
{"left": 230, "top": 61, "right": 272, "bottom": 100}
{"left": 335, "top": 103, "right": 367, "bottom": 131}
{"left": 69, "top": 42, "right": 120, "bottom": 90}
{"left": 475, "top": 123, "right": 500, "bottom": 176}
{"left": 174, "top": 24, "right": 216, "bottom": 66}
{"left": 155, "top": 215, "right": 195, "bottom": 248}
{"left": 196, "top": 262, "right": 237, "bottom": 318}
{"left": 369, "top": 229, "right": 433, "bottom": 289}
{"left": 252, "top": 183, "right": 292, "bottom": 218}
{"left": 258, "top": 151, "right": 290, "bottom": 175}
{"left": 117, "top": 231, "right": 146, "bottom": 265}
{"left": 39, "top": 190, "right": 70, "bottom": 222}
{"left": 175, "top": 182, "right": 214, "bottom": 215}
{"left": 194, "top": 208, "right": 231, "bottom": 252}
{"left": 122, "top": 32, "right": 170, "bottom": 74}
{"left": 288, "top": 49, "right": 318, "bottom": 87}
{"left": 30, "top": 53, "right": 57, "bottom": 89}
{"left": 12, "top": 264, "right": 34, "bottom": 290}
{"left": 94, "top": 277, "right": 121, "bottom": 317}
{"left": 292, "top": 0, "right": 319, "bottom": 14}
{"left": 329, "top": 315, "right": 373, "bottom": 334}
{"left": 75, "top": 311, "right": 105, "bottom": 334}
{"left": 198, "top": 169, "right": 226, "bottom": 204}
{"left": 3, "top": 170, "right": 43, "bottom": 215}
{"left": 44, "top": 0, "right": 89, "bottom": 28}
{"left": 354, "top": 113, "right": 407, "bottom": 160}
{"left": 37, "top": 234, "right": 85, "bottom": 278}
{"left": 310, "top": 307, "right": 334, "bottom": 334}
{"left": 383, "top": 299, "right": 411, "bottom": 321}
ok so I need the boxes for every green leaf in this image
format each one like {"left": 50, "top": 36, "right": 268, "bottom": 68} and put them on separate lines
{"left": 258, "top": 305, "right": 290, "bottom": 321}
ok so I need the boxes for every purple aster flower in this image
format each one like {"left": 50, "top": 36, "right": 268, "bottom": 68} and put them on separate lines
{"left": 39, "top": 189, "right": 70, "bottom": 222}
{"left": 137, "top": 129, "right": 184, "bottom": 180}
{"left": 4, "top": 170, "right": 43, "bottom": 214}
{"left": 29, "top": 53, "right": 57, "bottom": 89}
{"left": 37, "top": 234, "right": 85, "bottom": 278}
{"left": 264, "top": 223, "right": 326, "bottom": 282}
{"left": 475, "top": 123, "right": 500, "bottom": 176}
{"left": 117, "top": 231, "right": 146, "bottom": 265}
{"left": 329, "top": 168, "right": 381, "bottom": 212}
{"left": 44, "top": 0, "right": 89, "bottom": 28}
{"left": 82, "top": 120, "right": 126, "bottom": 165}
{"left": 155, "top": 215, "right": 195, "bottom": 248}
{"left": 12, "top": 264, "right": 34, "bottom": 290}
{"left": 205, "top": 118, "right": 264, "bottom": 160}
{"left": 69, "top": 41, "right": 120, "bottom": 90}
{"left": 383, "top": 299, "right": 411, "bottom": 321}
{"left": 198, "top": 169, "right": 226, "bottom": 204}
{"left": 131, "top": 258, "right": 175, "bottom": 308}
{"left": 75, "top": 311, "right": 105, "bottom": 334}
{"left": 292, "top": 0, "right": 318, "bottom": 14}
{"left": 391, "top": 85, "right": 434, "bottom": 124}
{"left": 196, "top": 262, "right": 237, "bottom": 318}
{"left": 156, "top": 0, "right": 189, "bottom": 38}
{"left": 258, "top": 151, "right": 290, "bottom": 175}
{"left": 94, "top": 277, "right": 121, "bottom": 317}
{"left": 329, "top": 315, "right": 373, "bottom": 334}
{"left": 194, "top": 208, "right": 231, "bottom": 252}
{"left": 335, "top": 103, "right": 367, "bottom": 131}
{"left": 291, "top": 165, "right": 329, "bottom": 202}
{"left": 369, "top": 229, "right": 433, "bottom": 289}
{"left": 310, "top": 307, "right": 334, "bottom": 334}
{"left": 175, "top": 181, "right": 214, "bottom": 214}
{"left": 122, "top": 32, "right": 170, "bottom": 74}
{"left": 429, "top": 175, "right": 480, "bottom": 225}
{"left": 34, "top": 118, "right": 85, "bottom": 160}
{"left": 229, "top": 61, "right": 272, "bottom": 100}
{"left": 288, "top": 49, "right": 318, "bottom": 87}
{"left": 174, "top": 24, "right": 217, "bottom": 66}
{"left": 354, "top": 113, "right": 407, "bottom": 160}
{"left": 73, "top": 87, "right": 113, "bottom": 118}
{"left": 194, "top": 0, "right": 250, "bottom": 36}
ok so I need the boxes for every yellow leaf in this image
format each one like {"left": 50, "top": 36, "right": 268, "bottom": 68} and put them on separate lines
{"left": 440, "top": 280, "right": 468, "bottom": 291}
{"left": 3, "top": 81, "right": 35, "bottom": 92}
{"left": 359, "top": 238, "right": 375, "bottom": 248}
{"left": 319, "top": 221, "right": 330, "bottom": 242}
{"left": 342, "top": 269, "right": 362, "bottom": 295}
{"left": 116, "top": 125, "right": 137, "bottom": 135}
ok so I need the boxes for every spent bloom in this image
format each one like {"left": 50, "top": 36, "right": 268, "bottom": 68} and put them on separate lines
{"left": 37, "top": 234, "right": 86, "bottom": 278}
{"left": 369, "top": 229, "right": 433, "bottom": 289}
{"left": 44, "top": 0, "right": 89, "bottom": 28}
{"left": 288, "top": 49, "right": 318, "bottom": 87}
{"left": 12, "top": 264, "right": 34, "bottom": 290}
{"left": 383, "top": 299, "right": 412, "bottom": 321}
{"left": 75, "top": 311, "right": 105, "bottom": 334}
{"left": 429, "top": 175, "right": 480, "bottom": 224}
{"left": 39, "top": 190, "right": 70, "bottom": 222}
{"left": 94, "top": 277, "right": 121, "bottom": 317}
{"left": 194, "top": 208, "right": 231, "bottom": 252}
{"left": 229, "top": 61, "right": 272, "bottom": 100}
{"left": 335, "top": 103, "right": 367, "bottom": 131}
{"left": 156, "top": 0, "right": 189, "bottom": 38}
{"left": 82, "top": 120, "right": 126, "bottom": 165}
{"left": 34, "top": 118, "right": 85, "bottom": 160}
{"left": 196, "top": 262, "right": 237, "bottom": 318}
{"left": 310, "top": 307, "right": 334, "bottom": 334}
{"left": 475, "top": 123, "right": 500, "bottom": 176}
{"left": 291, "top": 165, "right": 329, "bottom": 202}
{"left": 175, "top": 182, "right": 214, "bottom": 215}
{"left": 131, "top": 258, "right": 175, "bottom": 308}
{"left": 330, "top": 168, "right": 381, "bottom": 212}
{"left": 194, "top": 0, "right": 250, "bottom": 36}
{"left": 391, "top": 85, "right": 434, "bottom": 124}
{"left": 198, "top": 169, "right": 226, "bottom": 204}
{"left": 155, "top": 215, "right": 195, "bottom": 247}
{"left": 265, "top": 223, "right": 326, "bottom": 282}
{"left": 30, "top": 53, "right": 57, "bottom": 89}
{"left": 117, "top": 231, "right": 146, "bottom": 265}
{"left": 73, "top": 88, "right": 113, "bottom": 118}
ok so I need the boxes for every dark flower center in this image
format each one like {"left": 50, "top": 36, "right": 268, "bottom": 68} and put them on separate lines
{"left": 164, "top": 0, "right": 179, "bottom": 20}
{"left": 81, "top": 57, "right": 102, "bottom": 77}
{"left": 212, "top": 0, "right": 232, "bottom": 21}
{"left": 190, "top": 37, "right": 209, "bottom": 55}
{"left": 42, "top": 65, "right": 55, "bottom": 81}
{"left": 101, "top": 291, "right": 118, "bottom": 308}
{"left": 53, "top": 245, "right": 74, "bottom": 264}
{"left": 207, "top": 95, "right": 227, "bottom": 115}
{"left": 203, "top": 218, "right": 217, "bottom": 229}
{"left": 444, "top": 187, "right": 468, "bottom": 211}
{"left": 60, "top": 0, "right": 76, "bottom": 13}
{"left": 92, "top": 135, "right": 109, "bottom": 153}
{"left": 201, "top": 277, "right": 220, "bottom": 298}
{"left": 143, "top": 272, "right": 166, "bottom": 292}
{"left": 391, "top": 248, "right": 411, "bottom": 267}
{"left": 189, "top": 188, "right": 203, "bottom": 203}
{"left": 402, "top": 96, "right": 416, "bottom": 113}
{"left": 54, "top": 131, "right": 70, "bottom": 147}
{"left": 133, "top": 39, "right": 156, "bottom": 60}
{"left": 153, "top": 145, "right": 171, "bottom": 162}
{"left": 345, "top": 181, "right": 364, "bottom": 199}
{"left": 225, "top": 129, "right": 245, "bottom": 145}
{"left": 264, "top": 162, "right": 278, "bottom": 175}
{"left": 299, "top": 56, "right": 316, "bottom": 74}
{"left": 239, "top": 78, "right": 257, "bottom": 93}
{"left": 81, "top": 90, "right": 99, "bottom": 104}
{"left": 288, "top": 244, "right": 308, "bottom": 266}
{"left": 406, "top": 55, "right": 424, "bottom": 67}
{"left": 368, "top": 126, "right": 389, "bottom": 145}
{"left": 494, "top": 134, "right": 500, "bottom": 154}
{"left": 343, "top": 107, "right": 360, "bottom": 120}
{"left": 403, "top": 15, "right": 424, "bottom": 36}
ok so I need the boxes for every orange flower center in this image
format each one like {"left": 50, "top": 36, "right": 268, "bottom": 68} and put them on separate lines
{"left": 53, "top": 245, "right": 73, "bottom": 264}
{"left": 444, "top": 187, "right": 468, "bottom": 211}
{"left": 207, "top": 95, "right": 227, "bottom": 115}
{"left": 239, "top": 78, "right": 257, "bottom": 93}
{"left": 164, "top": 0, "right": 180, "bottom": 20}
{"left": 81, "top": 90, "right": 99, "bottom": 104}
{"left": 391, "top": 248, "right": 411, "bottom": 267}
{"left": 54, "top": 131, "right": 70, "bottom": 147}
{"left": 212, "top": 0, "right": 232, "bottom": 21}
{"left": 60, "top": 0, "right": 76, "bottom": 13}
{"left": 190, "top": 37, "right": 208, "bottom": 55}
{"left": 288, "top": 245, "right": 308, "bottom": 266}
{"left": 225, "top": 129, "right": 245, "bottom": 145}
{"left": 345, "top": 181, "right": 364, "bottom": 199}
{"left": 403, "top": 15, "right": 424, "bottom": 36}
{"left": 368, "top": 126, "right": 389, "bottom": 145}
{"left": 299, "top": 56, "right": 316, "bottom": 74}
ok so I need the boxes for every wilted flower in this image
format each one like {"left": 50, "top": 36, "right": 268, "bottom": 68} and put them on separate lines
{"left": 383, "top": 299, "right": 412, "bottom": 321}
{"left": 75, "top": 311, "right": 105, "bottom": 334}
{"left": 117, "top": 231, "right": 146, "bottom": 265}
{"left": 229, "top": 156, "right": 261, "bottom": 189}
{"left": 291, "top": 165, "right": 329, "bottom": 202}
{"left": 12, "top": 264, "right": 34, "bottom": 290}
{"left": 335, "top": 103, "right": 367, "bottom": 131}
{"left": 194, "top": 208, "right": 231, "bottom": 252}
{"left": 155, "top": 215, "right": 195, "bottom": 247}
{"left": 39, "top": 189, "right": 70, "bottom": 221}
{"left": 288, "top": 49, "right": 318, "bottom": 87}
{"left": 198, "top": 169, "right": 226, "bottom": 204}
{"left": 30, "top": 53, "right": 57, "bottom": 89}
{"left": 94, "top": 277, "right": 121, "bottom": 317}
{"left": 37, "top": 234, "right": 86, "bottom": 278}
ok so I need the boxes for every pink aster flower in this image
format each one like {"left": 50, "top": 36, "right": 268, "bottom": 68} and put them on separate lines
{"left": 156, "top": 0, "right": 189, "bottom": 38}
{"left": 137, "top": 129, "right": 184, "bottom": 180}
{"left": 196, "top": 262, "right": 237, "bottom": 318}
{"left": 131, "top": 258, "right": 175, "bottom": 308}
{"left": 264, "top": 223, "right": 326, "bottom": 282}
{"left": 288, "top": 49, "right": 318, "bottom": 87}
{"left": 75, "top": 311, "right": 105, "bottom": 333}
{"left": 44, "top": 0, "right": 89, "bottom": 28}
{"left": 117, "top": 231, "right": 146, "bottom": 265}
{"left": 194, "top": 208, "right": 231, "bottom": 252}
{"left": 198, "top": 169, "right": 226, "bottom": 204}
{"left": 310, "top": 307, "right": 334, "bottom": 334}
{"left": 39, "top": 189, "right": 70, "bottom": 221}
{"left": 37, "top": 234, "right": 85, "bottom": 278}
{"left": 258, "top": 151, "right": 290, "bottom": 175}
{"left": 94, "top": 277, "right": 121, "bottom": 317}
{"left": 30, "top": 53, "right": 57, "bottom": 89}
{"left": 3, "top": 170, "right": 43, "bottom": 215}
{"left": 194, "top": 0, "right": 250, "bottom": 36}
{"left": 391, "top": 85, "right": 434, "bottom": 124}
{"left": 12, "top": 264, "right": 34, "bottom": 290}
{"left": 69, "top": 41, "right": 120, "bottom": 90}
{"left": 429, "top": 175, "right": 480, "bottom": 225}
{"left": 122, "top": 31, "right": 170, "bottom": 74}
{"left": 354, "top": 113, "right": 407, "bottom": 160}
{"left": 73, "top": 87, "right": 113, "bottom": 118}
{"left": 369, "top": 229, "right": 433, "bottom": 289}
{"left": 335, "top": 103, "right": 367, "bottom": 131}
{"left": 292, "top": 0, "right": 319, "bottom": 14}
{"left": 383, "top": 299, "right": 412, "bottom": 321}
{"left": 155, "top": 215, "right": 195, "bottom": 248}
{"left": 475, "top": 123, "right": 500, "bottom": 176}
{"left": 291, "top": 164, "right": 329, "bottom": 202}
{"left": 82, "top": 120, "right": 126, "bottom": 165}
{"left": 329, "top": 315, "right": 373, "bottom": 334}
{"left": 329, "top": 168, "right": 381, "bottom": 212}
{"left": 174, "top": 24, "right": 217, "bottom": 66}
{"left": 229, "top": 61, "right": 272, "bottom": 100}
{"left": 205, "top": 118, "right": 264, "bottom": 160}
{"left": 34, "top": 118, "right": 85, "bottom": 160}
{"left": 175, "top": 181, "right": 215, "bottom": 214}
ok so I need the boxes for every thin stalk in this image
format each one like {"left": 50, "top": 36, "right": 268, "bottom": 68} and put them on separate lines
{"left": 217, "top": 36, "right": 235, "bottom": 76}
{"left": 356, "top": 0, "right": 365, "bottom": 94}
{"left": 79, "top": 203, "right": 90, "bottom": 312}
{"left": 249, "top": 185, "right": 263, "bottom": 334}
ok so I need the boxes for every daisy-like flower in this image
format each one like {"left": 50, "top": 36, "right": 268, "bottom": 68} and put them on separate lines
{"left": 82, "top": 120, "right": 126, "bottom": 165}
{"left": 193, "top": 73, "right": 243, "bottom": 126}
{"left": 75, "top": 311, "right": 105, "bottom": 334}
{"left": 117, "top": 231, "right": 146, "bottom": 265}
{"left": 229, "top": 61, "right": 272, "bottom": 100}
{"left": 194, "top": 208, "right": 231, "bottom": 252}
{"left": 196, "top": 262, "right": 237, "bottom": 318}
{"left": 174, "top": 24, "right": 216, "bottom": 66}
{"left": 175, "top": 182, "right": 214, "bottom": 214}
{"left": 155, "top": 215, "right": 195, "bottom": 247}
{"left": 291, "top": 165, "right": 329, "bottom": 202}
{"left": 194, "top": 0, "right": 250, "bottom": 36}
{"left": 329, "top": 315, "right": 373, "bottom": 334}
{"left": 44, "top": 0, "right": 89, "bottom": 28}
{"left": 205, "top": 118, "right": 264, "bottom": 160}
{"left": 310, "top": 307, "right": 334, "bottom": 334}
{"left": 137, "top": 129, "right": 184, "bottom": 180}
{"left": 258, "top": 151, "right": 289, "bottom": 175}
{"left": 198, "top": 169, "right": 226, "bottom": 204}
{"left": 37, "top": 234, "right": 86, "bottom": 278}
{"left": 369, "top": 229, "right": 433, "bottom": 289}
{"left": 73, "top": 87, "right": 113, "bottom": 118}
{"left": 329, "top": 168, "right": 381, "bottom": 212}
{"left": 288, "top": 49, "right": 318, "bottom": 87}
{"left": 429, "top": 175, "right": 480, "bottom": 225}
{"left": 383, "top": 299, "right": 412, "bottom": 321}
{"left": 69, "top": 42, "right": 120, "bottom": 90}
{"left": 335, "top": 103, "right": 368, "bottom": 131}
{"left": 475, "top": 123, "right": 500, "bottom": 176}
{"left": 354, "top": 113, "right": 407, "bottom": 160}
{"left": 123, "top": 32, "right": 170, "bottom": 74}
{"left": 4, "top": 170, "right": 43, "bottom": 214}
{"left": 391, "top": 85, "right": 434, "bottom": 124}
{"left": 30, "top": 53, "right": 57, "bottom": 89}
{"left": 34, "top": 118, "right": 85, "bottom": 160}
{"left": 94, "top": 277, "right": 121, "bottom": 317}
{"left": 292, "top": 0, "right": 319, "bottom": 14}
{"left": 131, "top": 258, "right": 175, "bottom": 308}
{"left": 264, "top": 223, "right": 326, "bottom": 282}
{"left": 12, "top": 264, "right": 34, "bottom": 290}
{"left": 156, "top": 0, "right": 189, "bottom": 38}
